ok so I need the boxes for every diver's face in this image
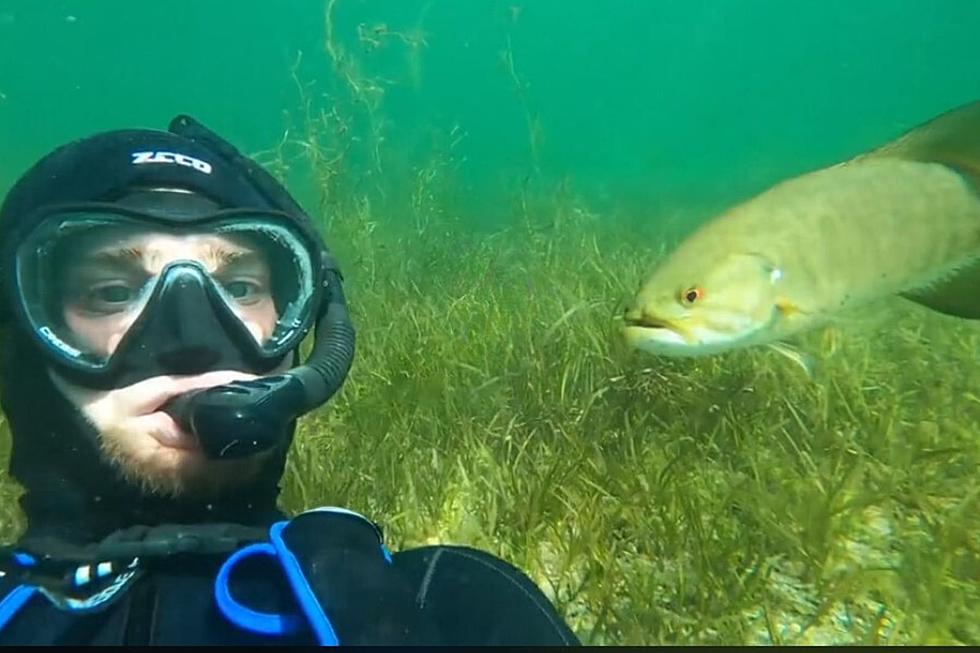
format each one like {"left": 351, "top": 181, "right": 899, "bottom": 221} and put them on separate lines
{"left": 49, "top": 230, "right": 290, "bottom": 499}
{"left": 60, "top": 231, "right": 279, "bottom": 357}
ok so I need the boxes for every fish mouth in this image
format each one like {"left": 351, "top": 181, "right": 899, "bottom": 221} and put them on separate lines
{"left": 623, "top": 310, "right": 770, "bottom": 357}
{"left": 623, "top": 313, "right": 675, "bottom": 331}
{"left": 622, "top": 308, "right": 703, "bottom": 352}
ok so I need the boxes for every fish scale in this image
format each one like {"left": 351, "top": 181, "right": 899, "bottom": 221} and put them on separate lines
{"left": 751, "top": 159, "right": 980, "bottom": 313}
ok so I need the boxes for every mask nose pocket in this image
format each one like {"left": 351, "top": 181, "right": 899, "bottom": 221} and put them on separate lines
{"left": 154, "top": 347, "right": 221, "bottom": 375}
{"left": 118, "top": 263, "right": 262, "bottom": 379}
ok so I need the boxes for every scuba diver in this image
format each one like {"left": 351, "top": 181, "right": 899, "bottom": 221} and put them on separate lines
{"left": 0, "top": 116, "right": 579, "bottom": 646}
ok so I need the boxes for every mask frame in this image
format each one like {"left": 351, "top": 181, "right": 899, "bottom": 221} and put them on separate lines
{"left": 4, "top": 203, "right": 328, "bottom": 389}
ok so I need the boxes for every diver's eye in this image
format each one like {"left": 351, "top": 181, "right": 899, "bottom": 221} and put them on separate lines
{"left": 681, "top": 287, "right": 704, "bottom": 305}
{"left": 81, "top": 282, "right": 139, "bottom": 313}
{"left": 223, "top": 279, "right": 266, "bottom": 305}
{"left": 97, "top": 284, "right": 134, "bottom": 303}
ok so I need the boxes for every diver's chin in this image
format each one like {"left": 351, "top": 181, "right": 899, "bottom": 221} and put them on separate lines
{"left": 48, "top": 368, "right": 270, "bottom": 499}
{"left": 102, "top": 420, "right": 268, "bottom": 500}
{"left": 623, "top": 325, "right": 750, "bottom": 357}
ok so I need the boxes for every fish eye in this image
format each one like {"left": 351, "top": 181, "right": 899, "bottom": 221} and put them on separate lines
{"left": 681, "top": 287, "right": 703, "bottom": 305}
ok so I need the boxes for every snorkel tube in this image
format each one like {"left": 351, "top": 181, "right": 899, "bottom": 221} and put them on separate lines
{"left": 161, "top": 115, "right": 355, "bottom": 459}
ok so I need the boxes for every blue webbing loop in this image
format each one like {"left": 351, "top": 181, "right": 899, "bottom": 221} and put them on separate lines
{"left": 268, "top": 521, "right": 340, "bottom": 646}
{"left": 214, "top": 542, "right": 304, "bottom": 637}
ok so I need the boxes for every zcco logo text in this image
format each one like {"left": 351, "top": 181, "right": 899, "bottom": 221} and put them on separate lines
{"left": 130, "top": 151, "right": 213, "bottom": 174}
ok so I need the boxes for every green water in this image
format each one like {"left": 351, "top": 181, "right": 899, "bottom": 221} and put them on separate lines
{"left": 0, "top": 0, "right": 978, "bottom": 645}
{"left": 2, "top": 1, "right": 979, "bottom": 218}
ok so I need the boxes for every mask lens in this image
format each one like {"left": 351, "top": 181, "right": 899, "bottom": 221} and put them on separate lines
{"left": 14, "top": 211, "right": 318, "bottom": 371}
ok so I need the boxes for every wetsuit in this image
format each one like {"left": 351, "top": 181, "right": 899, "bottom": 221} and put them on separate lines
{"left": 0, "top": 511, "right": 578, "bottom": 646}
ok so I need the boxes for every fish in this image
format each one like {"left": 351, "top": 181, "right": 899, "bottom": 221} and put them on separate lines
{"left": 623, "top": 100, "right": 980, "bottom": 371}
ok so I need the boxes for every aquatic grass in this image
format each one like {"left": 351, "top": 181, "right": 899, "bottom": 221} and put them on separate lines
{"left": 277, "top": 194, "right": 977, "bottom": 645}
{"left": 0, "top": 200, "right": 976, "bottom": 644}
{"left": 0, "top": 416, "right": 23, "bottom": 541}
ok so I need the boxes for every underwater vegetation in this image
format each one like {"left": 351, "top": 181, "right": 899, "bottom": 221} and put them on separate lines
{"left": 282, "top": 195, "right": 980, "bottom": 645}
{"left": 1, "top": 1, "right": 978, "bottom": 645}
{"left": 2, "top": 202, "right": 978, "bottom": 645}
{"left": 290, "top": 179, "right": 980, "bottom": 645}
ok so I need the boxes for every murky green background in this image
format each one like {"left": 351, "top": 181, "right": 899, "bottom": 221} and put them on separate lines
{"left": 2, "top": 0, "right": 978, "bottom": 221}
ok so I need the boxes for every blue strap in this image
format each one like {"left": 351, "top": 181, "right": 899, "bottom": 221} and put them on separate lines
{"left": 268, "top": 521, "right": 340, "bottom": 646}
{"left": 0, "top": 552, "right": 38, "bottom": 631}
{"left": 214, "top": 507, "right": 391, "bottom": 644}
{"left": 0, "top": 585, "right": 38, "bottom": 632}
{"left": 214, "top": 542, "right": 304, "bottom": 637}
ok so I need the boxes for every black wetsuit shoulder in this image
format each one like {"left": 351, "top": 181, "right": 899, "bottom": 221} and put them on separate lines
{"left": 0, "top": 544, "right": 579, "bottom": 645}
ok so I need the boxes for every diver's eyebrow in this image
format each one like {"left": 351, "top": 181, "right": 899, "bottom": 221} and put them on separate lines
{"left": 75, "top": 247, "right": 145, "bottom": 269}
{"left": 210, "top": 248, "right": 262, "bottom": 268}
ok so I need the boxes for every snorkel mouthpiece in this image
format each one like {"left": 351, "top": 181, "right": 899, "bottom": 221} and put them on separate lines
{"left": 163, "top": 375, "right": 307, "bottom": 458}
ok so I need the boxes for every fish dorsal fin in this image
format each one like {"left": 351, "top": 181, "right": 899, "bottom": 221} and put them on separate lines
{"left": 858, "top": 100, "right": 980, "bottom": 187}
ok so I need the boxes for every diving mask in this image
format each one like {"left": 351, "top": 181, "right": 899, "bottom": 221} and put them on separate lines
{"left": 12, "top": 206, "right": 322, "bottom": 384}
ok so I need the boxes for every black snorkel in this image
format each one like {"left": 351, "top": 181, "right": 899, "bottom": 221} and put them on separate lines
{"left": 160, "top": 115, "right": 355, "bottom": 459}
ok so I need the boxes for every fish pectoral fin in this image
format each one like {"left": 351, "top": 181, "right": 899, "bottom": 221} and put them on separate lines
{"left": 766, "top": 342, "right": 815, "bottom": 379}
{"left": 901, "top": 256, "right": 980, "bottom": 320}
{"left": 775, "top": 298, "right": 808, "bottom": 318}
